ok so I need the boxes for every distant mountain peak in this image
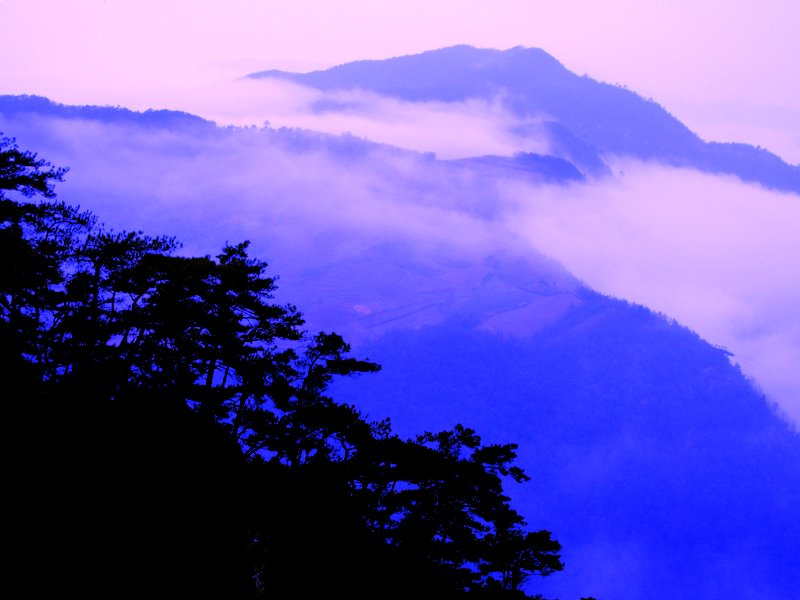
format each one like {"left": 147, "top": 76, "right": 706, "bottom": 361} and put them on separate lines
{"left": 248, "top": 44, "right": 570, "bottom": 96}
{"left": 248, "top": 45, "right": 800, "bottom": 194}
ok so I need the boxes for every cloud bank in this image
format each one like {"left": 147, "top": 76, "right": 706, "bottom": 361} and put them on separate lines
{"left": 2, "top": 107, "right": 798, "bottom": 428}
{"left": 501, "top": 161, "right": 800, "bottom": 426}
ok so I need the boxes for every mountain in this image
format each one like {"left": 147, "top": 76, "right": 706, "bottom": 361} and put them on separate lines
{"left": 2, "top": 54, "right": 800, "bottom": 600}
{"left": 0, "top": 93, "right": 215, "bottom": 131}
{"left": 250, "top": 44, "right": 800, "bottom": 192}
{"left": 330, "top": 296, "right": 800, "bottom": 600}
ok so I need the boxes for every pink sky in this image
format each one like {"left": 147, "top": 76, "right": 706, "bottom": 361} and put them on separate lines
{"left": 1, "top": 0, "right": 799, "bottom": 163}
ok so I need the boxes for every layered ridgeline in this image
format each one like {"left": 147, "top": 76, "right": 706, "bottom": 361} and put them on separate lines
{"left": 1, "top": 51, "right": 799, "bottom": 600}
{"left": 250, "top": 44, "right": 800, "bottom": 192}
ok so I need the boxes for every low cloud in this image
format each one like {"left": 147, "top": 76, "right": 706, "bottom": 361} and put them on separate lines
{"left": 3, "top": 110, "right": 799, "bottom": 428}
{"left": 502, "top": 159, "right": 800, "bottom": 425}
{"left": 167, "top": 77, "right": 551, "bottom": 160}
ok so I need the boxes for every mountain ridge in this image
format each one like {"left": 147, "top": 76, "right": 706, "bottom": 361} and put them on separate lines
{"left": 250, "top": 44, "right": 800, "bottom": 192}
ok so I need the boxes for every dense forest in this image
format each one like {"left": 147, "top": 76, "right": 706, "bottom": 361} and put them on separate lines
{"left": 2, "top": 134, "right": 590, "bottom": 598}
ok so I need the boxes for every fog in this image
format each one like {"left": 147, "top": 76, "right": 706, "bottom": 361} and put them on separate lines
{"left": 2, "top": 101, "right": 798, "bottom": 429}
{"left": 189, "top": 81, "right": 800, "bottom": 429}
{"left": 156, "top": 77, "right": 553, "bottom": 160}
{"left": 502, "top": 161, "right": 800, "bottom": 426}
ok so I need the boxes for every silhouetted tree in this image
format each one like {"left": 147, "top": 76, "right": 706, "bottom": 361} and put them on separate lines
{"left": 3, "top": 133, "right": 567, "bottom": 599}
{"left": 0, "top": 133, "right": 67, "bottom": 198}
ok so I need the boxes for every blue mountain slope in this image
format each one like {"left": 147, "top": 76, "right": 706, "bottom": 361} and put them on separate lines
{"left": 330, "top": 291, "right": 800, "bottom": 600}
{"left": 250, "top": 45, "right": 800, "bottom": 193}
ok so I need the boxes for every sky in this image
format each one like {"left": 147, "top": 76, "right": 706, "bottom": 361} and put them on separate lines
{"left": 1, "top": 0, "right": 799, "bottom": 164}
{"left": 1, "top": 0, "right": 799, "bottom": 425}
